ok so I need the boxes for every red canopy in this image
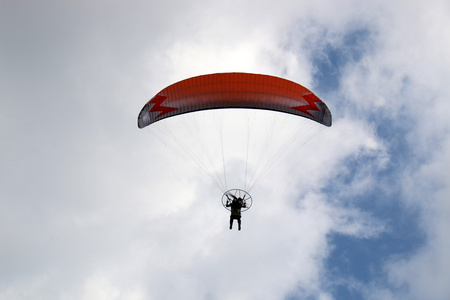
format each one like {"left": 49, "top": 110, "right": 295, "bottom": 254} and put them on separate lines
{"left": 138, "top": 73, "right": 332, "bottom": 128}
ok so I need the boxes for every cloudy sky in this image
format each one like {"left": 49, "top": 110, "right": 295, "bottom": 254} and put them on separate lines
{"left": 1, "top": 0, "right": 450, "bottom": 299}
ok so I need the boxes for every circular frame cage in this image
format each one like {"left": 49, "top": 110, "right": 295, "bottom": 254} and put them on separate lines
{"left": 222, "top": 189, "right": 253, "bottom": 212}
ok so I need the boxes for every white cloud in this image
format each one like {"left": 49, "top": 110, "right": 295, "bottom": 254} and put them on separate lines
{"left": 328, "top": 0, "right": 450, "bottom": 299}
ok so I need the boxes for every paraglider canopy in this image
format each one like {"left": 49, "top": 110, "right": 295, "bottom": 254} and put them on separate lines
{"left": 138, "top": 72, "right": 332, "bottom": 129}
{"left": 138, "top": 72, "right": 332, "bottom": 196}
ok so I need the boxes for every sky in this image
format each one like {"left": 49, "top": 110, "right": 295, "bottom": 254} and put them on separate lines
{"left": 1, "top": 0, "right": 450, "bottom": 299}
